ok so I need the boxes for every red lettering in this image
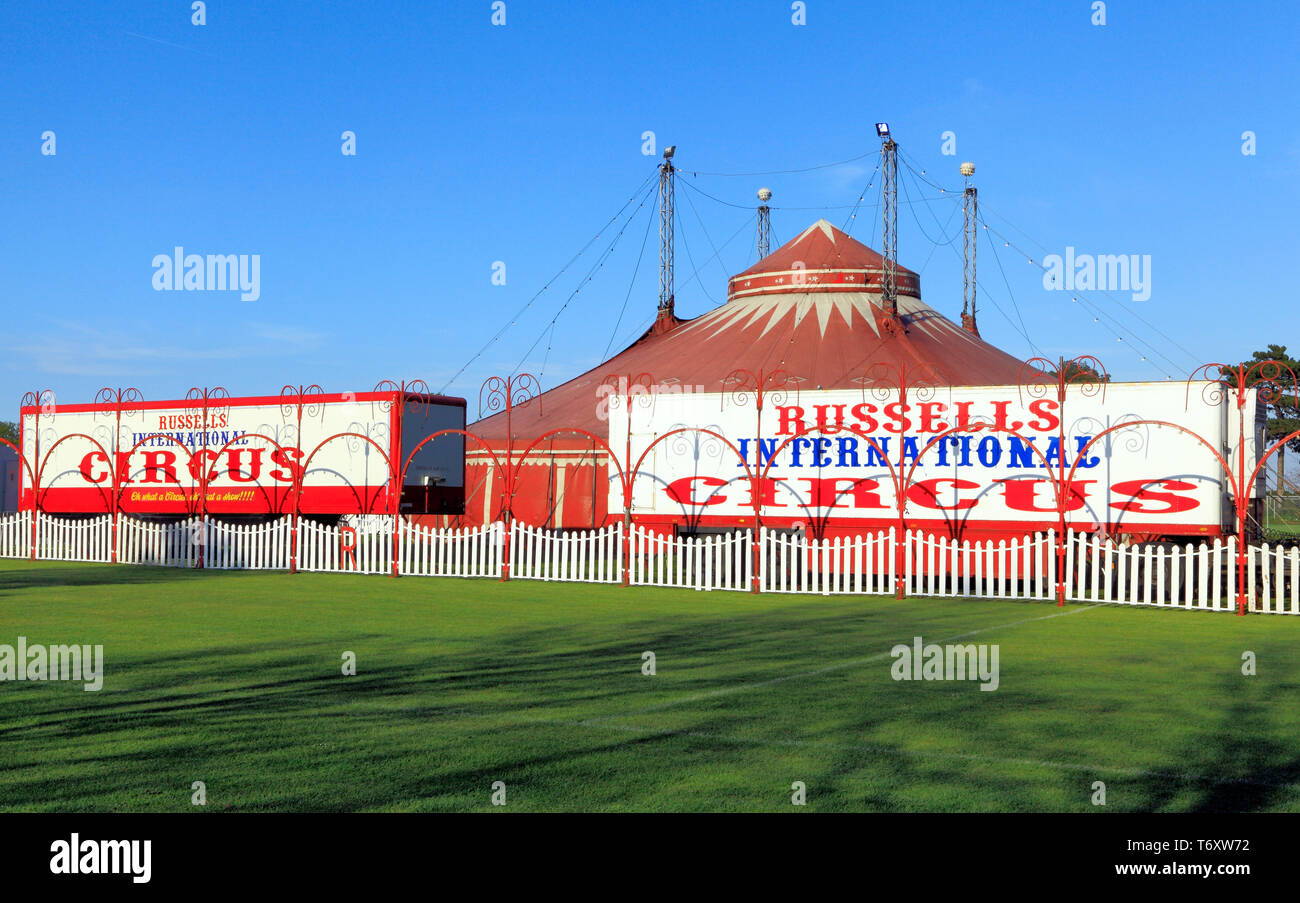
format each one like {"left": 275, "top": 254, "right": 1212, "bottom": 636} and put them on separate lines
{"left": 813, "top": 404, "right": 846, "bottom": 434}
{"left": 665, "top": 476, "right": 728, "bottom": 506}
{"left": 744, "top": 477, "right": 889, "bottom": 510}
{"left": 1109, "top": 479, "right": 1200, "bottom": 515}
{"left": 115, "top": 450, "right": 133, "bottom": 484}
{"left": 917, "top": 402, "right": 948, "bottom": 434}
{"left": 79, "top": 451, "right": 110, "bottom": 484}
{"left": 1027, "top": 399, "right": 1061, "bottom": 432}
{"left": 849, "top": 403, "right": 879, "bottom": 435}
{"left": 846, "top": 478, "right": 889, "bottom": 509}
{"left": 799, "top": 477, "right": 837, "bottom": 508}
{"left": 991, "top": 400, "right": 1023, "bottom": 432}
{"left": 744, "top": 477, "right": 785, "bottom": 509}
{"left": 340, "top": 525, "right": 358, "bottom": 570}
{"left": 777, "top": 405, "right": 806, "bottom": 436}
{"left": 997, "top": 478, "right": 1096, "bottom": 513}
{"left": 798, "top": 477, "right": 894, "bottom": 509}
{"left": 906, "top": 478, "right": 980, "bottom": 511}
{"left": 269, "top": 447, "right": 303, "bottom": 483}
{"left": 186, "top": 449, "right": 221, "bottom": 482}
{"left": 141, "top": 450, "right": 178, "bottom": 484}
{"left": 882, "top": 401, "right": 911, "bottom": 434}
{"left": 226, "top": 448, "right": 264, "bottom": 483}
{"left": 953, "top": 401, "right": 974, "bottom": 430}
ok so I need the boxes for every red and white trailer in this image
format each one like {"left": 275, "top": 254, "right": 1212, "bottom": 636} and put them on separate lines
{"left": 610, "top": 381, "right": 1265, "bottom": 542}
{"left": 18, "top": 390, "right": 466, "bottom": 517}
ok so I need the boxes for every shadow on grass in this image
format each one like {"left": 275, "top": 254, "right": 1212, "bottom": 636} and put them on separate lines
{"left": 1124, "top": 677, "right": 1300, "bottom": 812}
{"left": 0, "top": 561, "right": 222, "bottom": 595}
{"left": 3, "top": 564, "right": 1298, "bottom": 812}
{"left": 0, "top": 602, "right": 958, "bottom": 810}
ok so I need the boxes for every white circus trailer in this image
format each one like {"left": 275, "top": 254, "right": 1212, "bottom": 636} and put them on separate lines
{"left": 610, "top": 381, "right": 1263, "bottom": 539}
{"left": 19, "top": 390, "right": 466, "bottom": 517}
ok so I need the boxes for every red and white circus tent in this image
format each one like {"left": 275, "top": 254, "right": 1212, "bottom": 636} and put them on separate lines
{"left": 454, "top": 218, "right": 1025, "bottom": 532}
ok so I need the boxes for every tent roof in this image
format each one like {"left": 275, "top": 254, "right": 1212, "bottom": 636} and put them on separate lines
{"left": 729, "top": 219, "right": 921, "bottom": 301}
{"left": 471, "top": 220, "right": 1024, "bottom": 441}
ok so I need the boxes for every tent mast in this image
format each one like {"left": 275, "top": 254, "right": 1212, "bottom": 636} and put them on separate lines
{"left": 657, "top": 147, "right": 676, "bottom": 316}
{"left": 878, "top": 125, "right": 899, "bottom": 324}
{"left": 961, "top": 161, "right": 980, "bottom": 336}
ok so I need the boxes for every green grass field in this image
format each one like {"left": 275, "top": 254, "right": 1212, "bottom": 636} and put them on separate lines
{"left": 2, "top": 558, "right": 1299, "bottom": 812}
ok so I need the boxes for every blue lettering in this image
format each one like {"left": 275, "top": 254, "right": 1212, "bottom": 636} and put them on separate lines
{"left": 835, "top": 436, "right": 859, "bottom": 468}
{"left": 956, "top": 435, "right": 973, "bottom": 467}
{"left": 901, "top": 436, "right": 921, "bottom": 466}
{"left": 814, "top": 437, "right": 833, "bottom": 468}
{"left": 1008, "top": 436, "right": 1039, "bottom": 468}
{"left": 1043, "top": 435, "right": 1065, "bottom": 468}
{"left": 864, "top": 437, "right": 891, "bottom": 467}
{"left": 1074, "top": 435, "right": 1099, "bottom": 469}
{"left": 977, "top": 436, "right": 1002, "bottom": 467}
{"left": 789, "top": 437, "right": 812, "bottom": 467}
{"left": 935, "top": 435, "right": 951, "bottom": 467}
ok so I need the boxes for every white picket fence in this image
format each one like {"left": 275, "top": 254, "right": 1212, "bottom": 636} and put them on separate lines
{"left": 299, "top": 517, "right": 390, "bottom": 575}
{"left": 1064, "top": 529, "right": 1236, "bottom": 611}
{"left": 0, "top": 510, "right": 31, "bottom": 559}
{"left": 628, "top": 524, "right": 751, "bottom": 591}
{"left": 402, "top": 519, "right": 502, "bottom": 579}
{"left": 626, "top": 526, "right": 898, "bottom": 595}
{"left": 0, "top": 511, "right": 1295, "bottom": 614}
{"left": 512, "top": 522, "right": 621, "bottom": 583}
{"left": 118, "top": 517, "right": 201, "bottom": 567}
{"left": 902, "top": 529, "right": 1057, "bottom": 601}
{"left": 1252, "top": 542, "right": 1300, "bottom": 615}
{"left": 33, "top": 512, "right": 113, "bottom": 563}
{"left": 300, "top": 517, "right": 503, "bottom": 578}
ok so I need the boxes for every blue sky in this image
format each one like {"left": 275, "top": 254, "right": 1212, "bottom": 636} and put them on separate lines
{"left": 3, "top": 0, "right": 1297, "bottom": 421}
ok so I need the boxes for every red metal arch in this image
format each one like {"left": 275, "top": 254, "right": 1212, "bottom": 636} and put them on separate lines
{"left": 34, "top": 433, "right": 116, "bottom": 512}
{"left": 406, "top": 428, "right": 506, "bottom": 537}
{"left": 401, "top": 428, "right": 504, "bottom": 488}
{"left": 627, "top": 425, "right": 757, "bottom": 589}
{"left": 508, "top": 427, "right": 631, "bottom": 514}
{"left": 906, "top": 424, "right": 1064, "bottom": 510}
{"left": 630, "top": 426, "right": 755, "bottom": 490}
{"left": 1066, "top": 421, "right": 1235, "bottom": 495}
{"left": 297, "top": 432, "right": 395, "bottom": 514}
{"left": 758, "top": 427, "right": 901, "bottom": 505}
{"left": 0, "top": 437, "right": 38, "bottom": 503}
{"left": 1066, "top": 419, "right": 1244, "bottom": 612}
{"left": 754, "top": 425, "right": 901, "bottom": 551}
{"left": 1245, "top": 429, "right": 1300, "bottom": 503}
{"left": 195, "top": 431, "right": 297, "bottom": 516}
{"left": 903, "top": 423, "right": 1069, "bottom": 602}
{"left": 110, "top": 432, "right": 200, "bottom": 515}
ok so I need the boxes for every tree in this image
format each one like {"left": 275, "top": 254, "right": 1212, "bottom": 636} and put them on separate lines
{"left": 0, "top": 421, "right": 17, "bottom": 446}
{"left": 1050, "top": 358, "right": 1111, "bottom": 385}
{"left": 1229, "top": 345, "right": 1300, "bottom": 490}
